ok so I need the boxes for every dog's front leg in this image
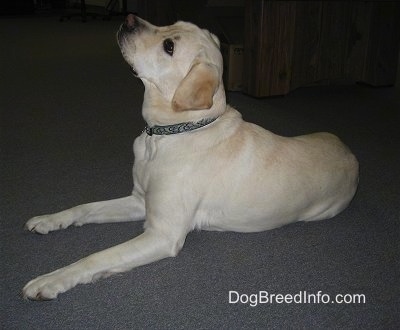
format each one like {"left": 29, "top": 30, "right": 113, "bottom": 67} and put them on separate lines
{"left": 22, "top": 227, "right": 185, "bottom": 300}
{"left": 25, "top": 192, "right": 145, "bottom": 234}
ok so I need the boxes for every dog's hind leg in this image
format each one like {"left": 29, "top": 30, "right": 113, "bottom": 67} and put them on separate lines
{"left": 25, "top": 191, "right": 145, "bottom": 234}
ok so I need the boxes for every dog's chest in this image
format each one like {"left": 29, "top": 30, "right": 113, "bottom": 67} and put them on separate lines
{"left": 132, "top": 134, "right": 176, "bottom": 191}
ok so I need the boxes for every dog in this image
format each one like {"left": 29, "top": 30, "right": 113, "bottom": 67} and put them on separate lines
{"left": 22, "top": 15, "right": 359, "bottom": 300}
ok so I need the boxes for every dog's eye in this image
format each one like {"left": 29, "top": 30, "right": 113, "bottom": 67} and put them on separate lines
{"left": 163, "top": 38, "right": 174, "bottom": 56}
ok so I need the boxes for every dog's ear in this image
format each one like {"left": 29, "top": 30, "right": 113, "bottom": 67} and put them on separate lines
{"left": 172, "top": 61, "right": 219, "bottom": 112}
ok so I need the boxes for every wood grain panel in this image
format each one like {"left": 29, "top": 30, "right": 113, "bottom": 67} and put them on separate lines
{"left": 243, "top": 0, "right": 400, "bottom": 97}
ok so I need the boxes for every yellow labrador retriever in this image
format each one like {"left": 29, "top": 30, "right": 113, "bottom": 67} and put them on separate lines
{"left": 23, "top": 15, "right": 359, "bottom": 300}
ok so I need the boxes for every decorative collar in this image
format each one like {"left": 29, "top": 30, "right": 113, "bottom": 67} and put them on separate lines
{"left": 145, "top": 117, "right": 218, "bottom": 136}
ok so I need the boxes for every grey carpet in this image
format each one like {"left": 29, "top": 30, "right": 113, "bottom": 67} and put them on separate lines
{"left": 1, "top": 16, "right": 399, "bottom": 328}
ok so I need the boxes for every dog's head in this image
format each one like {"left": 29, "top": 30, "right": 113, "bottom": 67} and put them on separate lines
{"left": 117, "top": 15, "right": 225, "bottom": 124}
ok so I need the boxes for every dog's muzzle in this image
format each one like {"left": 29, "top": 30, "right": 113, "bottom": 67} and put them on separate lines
{"left": 117, "top": 14, "right": 143, "bottom": 76}
{"left": 117, "top": 14, "right": 141, "bottom": 45}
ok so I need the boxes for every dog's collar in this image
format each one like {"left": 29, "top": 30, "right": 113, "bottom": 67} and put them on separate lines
{"left": 144, "top": 117, "right": 218, "bottom": 136}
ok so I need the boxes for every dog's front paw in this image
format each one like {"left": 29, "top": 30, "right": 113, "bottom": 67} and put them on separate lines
{"left": 25, "top": 214, "right": 69, "bottom": 234}
{"left": 22, "top": 270, "right": 68, "bottom": 301}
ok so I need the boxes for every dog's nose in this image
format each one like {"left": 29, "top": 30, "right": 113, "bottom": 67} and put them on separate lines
{"left": 122, "top": 13, "right": 141, "bottom": 32}
{"left": 125, "top": 14, "right": 136, "bottom": 29}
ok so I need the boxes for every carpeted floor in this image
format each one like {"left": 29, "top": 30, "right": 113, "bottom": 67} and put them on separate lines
{"left": 1, "top": 15, "right": 399, "bottom": 328}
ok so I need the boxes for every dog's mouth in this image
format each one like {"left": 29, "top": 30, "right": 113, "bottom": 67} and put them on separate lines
{"left": 130, "top": 66, "right": 138, "bottom": 76}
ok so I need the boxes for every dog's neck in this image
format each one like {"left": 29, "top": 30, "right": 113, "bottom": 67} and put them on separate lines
{"left": 141, "top": 82, "right": 226, "bottom": 127}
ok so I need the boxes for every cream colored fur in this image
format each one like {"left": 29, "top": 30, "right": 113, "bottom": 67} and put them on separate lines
{"left": 23, "top": 16, "right": 358, "bottom": 300}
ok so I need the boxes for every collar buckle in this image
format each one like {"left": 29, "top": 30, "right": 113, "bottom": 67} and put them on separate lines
{"left": 145, "top": 126, "right": 153, "bottom": 136}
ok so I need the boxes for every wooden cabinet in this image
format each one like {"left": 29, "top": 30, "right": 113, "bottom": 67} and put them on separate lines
{"left": 243, "top": 1, "right": 400, "bottom": 97}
